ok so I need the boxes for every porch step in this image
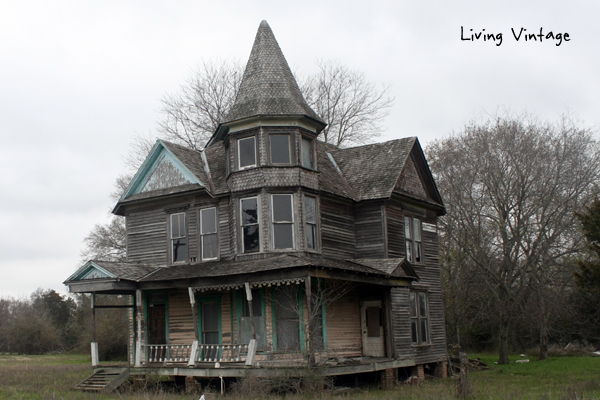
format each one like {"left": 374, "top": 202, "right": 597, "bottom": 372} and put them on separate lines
{"left": 74, "top": 368, "right": 129, "bottom": 392}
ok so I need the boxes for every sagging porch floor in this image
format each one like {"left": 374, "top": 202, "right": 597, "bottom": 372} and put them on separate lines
{"left": 96, "top": 357, "right": 415, "bottom": 379}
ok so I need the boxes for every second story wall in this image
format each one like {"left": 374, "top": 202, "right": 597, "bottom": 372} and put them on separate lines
{"left": 320, "top": 195, "right": 356, "bottom": 259}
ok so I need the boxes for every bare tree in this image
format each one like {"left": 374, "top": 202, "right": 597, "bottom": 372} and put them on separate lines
{"left": 301, "top": 60, "right": 394, "bottom": 147}
{"left": 158, "top": 59, "right": 244, "bottom": 149}
{"left": 427, "top": 113, "right": 600, "bottom": 363}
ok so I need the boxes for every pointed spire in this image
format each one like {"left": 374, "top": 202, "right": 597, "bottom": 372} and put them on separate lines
{"left": 224, "top": 20, "right": 325, "bottom": 126}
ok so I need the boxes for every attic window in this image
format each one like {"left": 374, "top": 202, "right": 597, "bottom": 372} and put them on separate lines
{"left": 170, "top": 213, "right": 187, "bottom": 263}
{"left": 270, "top": 134, "right": 291, "bottom": 164}
{"left": 239, "top": 136, "right": 256, "bottom": 169}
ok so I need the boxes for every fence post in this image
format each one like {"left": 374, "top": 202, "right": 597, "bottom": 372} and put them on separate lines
{"left": 458, "top": 352, "right": 469, "bottom": 398}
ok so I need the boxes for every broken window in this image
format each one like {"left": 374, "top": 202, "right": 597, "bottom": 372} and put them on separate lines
{"left": 241, "top": 197, "right": 260, "bottom": 253}
{"left": 404, "top": 216, "right": 422, "bottom": 263}
{"left": 170, "top": 213, "right": 187, "bottom": 263}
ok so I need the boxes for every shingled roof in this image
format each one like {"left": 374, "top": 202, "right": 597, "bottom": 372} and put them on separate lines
{"left": 223, "top": 21, "right": 325, "bottom": 126}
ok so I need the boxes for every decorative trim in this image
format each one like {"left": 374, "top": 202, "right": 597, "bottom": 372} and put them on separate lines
{"left": 191, "top": 278, "right": 305, "bottom": 294}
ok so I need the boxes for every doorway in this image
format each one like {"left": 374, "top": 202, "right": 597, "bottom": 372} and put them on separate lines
{"left": 361, "top": 300, "right": 384, "bottom": 357}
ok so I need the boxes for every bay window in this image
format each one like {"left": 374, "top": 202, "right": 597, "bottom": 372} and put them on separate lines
{"left": 304, "top": 196, "right": 317, "bottom": 250}
{"left": 238, "top": 136, "right": 256, "bottom": 169}
{"left": 272, "top": 194, "right": 294, "bottom": 249}
{"left": 301, "top": 137, "right": 314, "bottom": 169}
{"left": 270, "top": 134, "right": 291, "bottom": 164}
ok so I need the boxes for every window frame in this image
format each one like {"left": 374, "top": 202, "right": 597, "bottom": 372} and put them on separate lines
{"left": 304, "top": 195, "right": 318, "bottom": 251}
{"left": 199, "top": 207, "right": 219, "bottom": 261}
{"left": 238, "top": 136, "right": 257, "bottom": 170}
{"left": 170, "top": 212, "right": 187, "bottom": 264}
{"left": 409, "top": 291, "right": 430, "bottom": 345}
{"left": 300, "top": 136, "right": 315, "bottom": 169}
{"left": 269, "top": 134, "right": 292, "bottom": 165}
{"left": 240, "top": 196, "right": 260, "bottom": 254}
{"left": 404, "top": 216, "right": 423, "bottom": 264}
{"left": 271, "top": 194, "right": 295, "bottom": 250}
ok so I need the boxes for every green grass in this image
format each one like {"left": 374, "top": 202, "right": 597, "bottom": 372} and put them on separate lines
{"left": 0, "top": 353, "right": 599, "bottom": 399}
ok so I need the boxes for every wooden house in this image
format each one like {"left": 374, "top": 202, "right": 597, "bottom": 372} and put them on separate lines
{"left": 65, "top": 20, "right": 448, "bottom": 389}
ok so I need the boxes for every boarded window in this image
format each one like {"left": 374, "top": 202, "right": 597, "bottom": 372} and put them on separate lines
{"left": 200, "top": 208, "right": 218, "bottom": 260}
{"left": 238, "top": 136, "right": 256, "bottom": 169}
{"left": 272, "top": 194, "right": 294, "bottom": 249}
{"left": 275, "top": 285, "right": 300, "bottom": 351}
{"left": 270, "top": 134, "right": 291, "bottom": 164}
{"left": 170, "top": 213, "right": 187, "bottom": 263}
{"left": 241, "top": 198, "right": 259, "bottom": 253}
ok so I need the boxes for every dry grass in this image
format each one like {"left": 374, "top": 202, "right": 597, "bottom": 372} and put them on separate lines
{"left": 1, "top": 353, "right": 599, "bottom": 399}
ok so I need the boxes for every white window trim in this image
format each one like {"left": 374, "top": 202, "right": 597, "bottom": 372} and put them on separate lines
{"left": 240, "top": 196, "right": 260, "bottom": 254}
{"left": 271, "top": 194, "right": 295, "bottom": 250}
{"left": 199, "top": 207, "right": 218, "bottom": 261}
{"left": 238, "top": 136, "right": 257, "bottom": 170}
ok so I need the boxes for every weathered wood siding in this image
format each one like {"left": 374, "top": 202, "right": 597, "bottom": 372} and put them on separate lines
{"left": 386, "top": 199, "right": 447, "bottom": 364}
{"left": 355, "top": 202, "right": 385, "bottom": 258}
{"left": 325, "top": 288, "right": 362, "bottom": 357}
{"left": 126, "top": 209, "right": 168, "bottom": 263}
{"left": 321, "top": 196, "right": 356, "bottom": 259}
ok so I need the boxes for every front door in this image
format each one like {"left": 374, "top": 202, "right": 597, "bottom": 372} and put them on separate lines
{"left": 148, "top": 304, "right": 166, "bottom": 344}
{"left": 361, "top": 300, "right": 385, "bottom": 357}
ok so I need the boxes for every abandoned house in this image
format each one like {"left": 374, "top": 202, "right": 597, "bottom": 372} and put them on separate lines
{"left": 64, "top": 20, "right": 448, "bottom": 390}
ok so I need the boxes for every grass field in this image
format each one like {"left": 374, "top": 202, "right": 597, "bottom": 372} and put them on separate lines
{"left": 0, "top": 353, "right": 599, "bottom": 399}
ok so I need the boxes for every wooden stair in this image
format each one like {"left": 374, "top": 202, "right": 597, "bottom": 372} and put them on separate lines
{"left": 74, "top": 368, "right": 130, "bottom": 392}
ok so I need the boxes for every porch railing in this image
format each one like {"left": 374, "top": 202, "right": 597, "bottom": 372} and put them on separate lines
{"left": 144, "top": 343, "right": 193, "bottom": 363}
{"left": 136, "top": 339, "right": 257, "bottom": 367}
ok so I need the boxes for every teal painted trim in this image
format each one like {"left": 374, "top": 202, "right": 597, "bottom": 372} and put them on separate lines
{"left": 271, "top": 287, "right": 277, "bottom": 351}
{"left": 121, "top": 141, "right": 204, "bottom": 200}
{"left": 298, "top": 285, "right": 305, "bottom": 351}
{"left": 130, "top": 294, "right": 136, "bottom": 365}
{"left": 235, "top": 290, "right": 242, "bottom": 341}
{"left": 66, "top": 261, "right": 116, "bottom": 282}
{"left": 196, "top": 294, "right": 222, "bottom": 345}
{"left": 230, "top": 290, "right": 235, "bottom": 343}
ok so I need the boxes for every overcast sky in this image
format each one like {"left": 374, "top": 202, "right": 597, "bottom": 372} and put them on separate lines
{"left": 1, "top": 0, "right": 598, "bottom": 298}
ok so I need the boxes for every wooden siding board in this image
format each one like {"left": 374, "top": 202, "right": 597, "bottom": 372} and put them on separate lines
{"left": 325, "top": 289, "right": 362, "bottom": 357}
{"left": 355, "top": 202, "right": 385, "bottom": 258}
{"left": 320, "top": 196, "right": 356, "bottom": 259}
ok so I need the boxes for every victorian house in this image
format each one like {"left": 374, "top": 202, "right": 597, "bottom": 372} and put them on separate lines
{"left": 65, "top": 20, "right": 447, "bottom": 391}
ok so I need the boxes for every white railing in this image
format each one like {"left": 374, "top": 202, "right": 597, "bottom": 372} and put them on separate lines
{"left": 137, "top": 339, "right": 257, "bottom": 367}
{"left": 144, "top": 344, "right": 193, "bottom": 363}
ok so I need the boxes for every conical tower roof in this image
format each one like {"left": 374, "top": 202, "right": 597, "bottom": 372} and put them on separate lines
{"left": 224, "top": 21, "right": 325, "bottom": 126}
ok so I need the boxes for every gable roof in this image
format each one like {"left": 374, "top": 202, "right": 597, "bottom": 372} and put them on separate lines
{"left": 64, "top": 260, "right": 160, "bottom": 284}
{"left": 222, "top": 21, "right": 325, "bottom": 126}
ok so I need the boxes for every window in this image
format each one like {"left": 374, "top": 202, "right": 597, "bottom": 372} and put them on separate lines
{"left": 241, "top": 197, "right": 260, "bottom": 253}
{"left": 304, "top": 196, "right": 317, "bottom": 250}
{"left": 272, "top": 194, "right": 294, "bottom": 249}
{"left": 239, "top": 289, "right": 266, "bottom": 348}
{"left": 274, "top": 285, "right": 300, "bottom": 351}
{"left": 200, "top": 208, "right": 218, "bottom": 260}
{"left": 238, "top": 136, "right": 256, "bottom": 169}
{"left": 270, "top": 134, "right": 291, "bottom": 164}
{"left": 301, "top": 137, "right": 314, "bottom": 169}
{"left": 404, "top": 216, "right": 422, "bottom": 263}
{"left": 410, "top": 291, "right": 429, "bottom": 344}
{"left": 170, "top": 213, "right": 187, "bottom": 263}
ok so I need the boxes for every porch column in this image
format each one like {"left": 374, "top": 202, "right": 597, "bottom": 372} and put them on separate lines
{"left": 304, "top": 277, "right": 312, "bottom": 361}
{"left": 244, "top": 282, "right": 256, "bottom": 340}
{"left": 188, "top": 287, "right": 199, "bottom": 367}
{"left": 90, "top": 293, "right": 99, "bottom": 367}
{"left": 135, "top": 289, "right": 143, "bottom": 367}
